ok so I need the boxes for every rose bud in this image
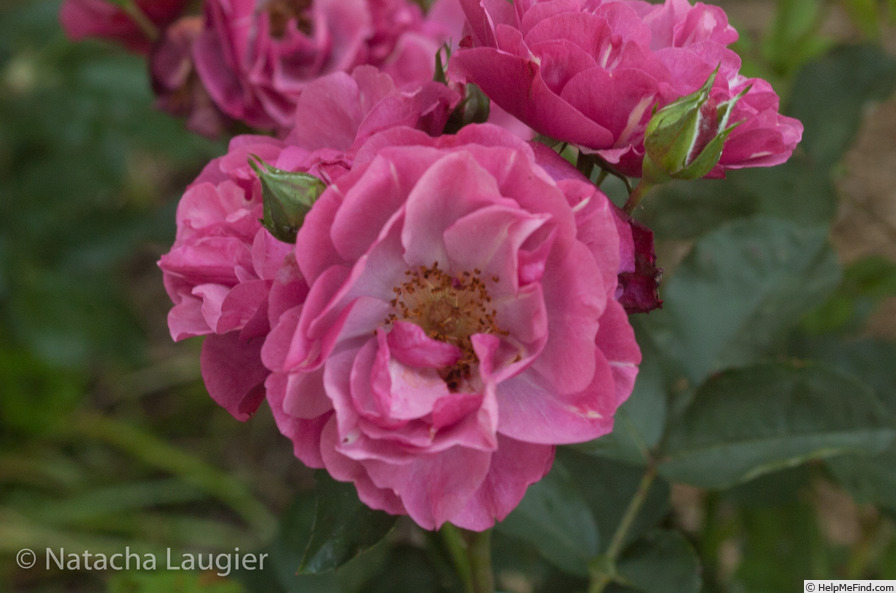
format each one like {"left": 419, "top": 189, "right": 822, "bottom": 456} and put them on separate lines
{"left": 249, "top": 156, "right": 327, "bottom": 244}
{"left": 642, "top": 69, "right": 748, "bottom": 184}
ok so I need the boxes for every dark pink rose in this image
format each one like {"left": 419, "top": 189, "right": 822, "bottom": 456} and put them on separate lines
{"left": 530, "top": 141, "right": 661, "bottom": 313}
{"left": 449, "top": 0, "right": 802, "bottom": 178}
{"left": 150, "top": 16, "right": 232, "bottom": 138}
{"left": 262, "top": 124, "right": 640, "bottom": 530}
{"left": 612, "top": 210, "right": 662, "bottom": 313}
{"left": 158, "top": 135, "right": 303, "bottom": 420}
{"left": 285, "top": 66, "right": 461, "bottom": 157}
{"left": 60, "top": 0, "right": 188, "bottom": 53}
{"left": 159, "top": 70, "right": 460, "bottom": 419}
{"left": 192, "top": 0, "right": 458, "bottom": 132}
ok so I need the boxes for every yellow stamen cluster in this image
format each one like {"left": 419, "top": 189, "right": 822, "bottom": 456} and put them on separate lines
{"left": 387, "top": 262, "right": 507, "bottom": 391}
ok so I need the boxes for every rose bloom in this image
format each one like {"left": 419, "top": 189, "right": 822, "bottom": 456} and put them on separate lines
{"left": 529, "top": 141, "right": 661, "bottom": 313}
{"left": 192, "top": 0, "right": 463, "bottom": 132}
{"left": 261, "top": 124, "right": 641, "bottom": 530}
{"left": 449, "top": 0, "right": 802, "bottom": 177}
{"left": 150, "top": 16, "right": 234, "bottom": 138}
{"left": 158, "top": 134, "right": 299, "bottom": 420}
{"left": 159, "top": 68, "right": 459, "bottom": 419}
{"left": 59, "top": 0, "right": 189, "bottom": 53}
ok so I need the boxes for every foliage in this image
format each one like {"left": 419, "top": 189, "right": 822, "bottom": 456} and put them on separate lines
{"left": 2, "top": 1, "right": 896, "bottom": 592}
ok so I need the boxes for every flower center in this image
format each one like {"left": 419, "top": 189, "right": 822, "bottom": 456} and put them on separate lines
{"left": 387, "top": 262, "right": 506, "bottom": 390}
{"left": 264, "top": 0, "right": 313, "bottom": 37}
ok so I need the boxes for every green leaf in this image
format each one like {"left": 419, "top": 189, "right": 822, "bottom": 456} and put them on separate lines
{"left": 615, "top": 530, "right": 701, "bottom": 593}
{"left": 640, "top": 177, "right": 756, "bottom": 240}
{"left": 659, "top": 362, "right": 896, "bottom": 488}
{"left": 299, "top": 471, "right": 397, "bottom": 574}
{"left": 798, "top": 337, "right": 896, "bottom": 512}
{"left": 489, "top": 531, "right": 590, "bottom": 593}
{"left": 559, "top": 450, "right": 670, "bottom": 554}
{"left": 238, "top": 491, "right": 389, "bottom": 593}
{"left": 723, "top": 465, "right": 813, "bottom": 509}
{"left": 788, "top": 44, "right": 896, "bottom": 168}
{"left": 761, "top": 0, "right": 831, "bottom": 77}
{"left": 742, "top": 153, "right": 839, "bottom": 226}
{"left": 642, "top": 217, "right": 840, "bottom": 386}
{"left": 787, "top": 337, "right": 896, "bottom": 415}
{"left": 361, "top": 545, "right": 449, "bottom": 593}
{"left": 800, "top": 257, "right": 896, "bottom": 334}
{"left": 496, "top": 458, "right": 600, "bottom": 577}
{"left": 827, "top": 444, "right": 896, "bottom": 513}
{"left": 642, "top": 151, "right": 840, "bottom": 239}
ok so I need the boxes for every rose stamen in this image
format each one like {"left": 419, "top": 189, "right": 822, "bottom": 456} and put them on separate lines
{"left": 387, "top": 262, "right": 507, "bottom": 391}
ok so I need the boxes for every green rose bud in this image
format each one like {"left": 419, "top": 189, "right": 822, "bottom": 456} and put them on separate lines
{"left": 435, "top": 42, "right": 490, "bottom": 135}
{"left": 249, "top": 155, "right": 326, "bottom": 244}
{"left": 642, "top": 68, "right": 747, "bottom": 184}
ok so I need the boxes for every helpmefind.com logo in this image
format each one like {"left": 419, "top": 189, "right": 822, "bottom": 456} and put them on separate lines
{"left": 16, "top": 547, "right": 268, "bottom": 577}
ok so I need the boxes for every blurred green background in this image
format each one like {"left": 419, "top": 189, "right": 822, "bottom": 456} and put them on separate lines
{"left": 1, "top": 0, "right": 895, "bottom": 592}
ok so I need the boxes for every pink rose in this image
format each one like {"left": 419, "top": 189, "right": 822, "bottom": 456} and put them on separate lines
{"left": 285, "top": 66, "right": 461, "bottom": 160}
{"left": 530, "top": 141, "right": 661, "bottom": 312}
{"left": 159, "top": 70, "right": 460, "bottom": 419}
{"left": 150, "top": 16, "right": 232, "bottom": 138}
{"left": 192, "top": 0, "right": 458, "bottom": 132}
{"left": 262, "top": 124, "right": 641, "bottom": 530}
{"left": 60, "top": 0, "right": 188, "bottom": 53}
{"left": 158, "top": 135, "right": 303, "bottom": 420}
{"left": 449, "top": 0, "right": 801, "bottom": 178}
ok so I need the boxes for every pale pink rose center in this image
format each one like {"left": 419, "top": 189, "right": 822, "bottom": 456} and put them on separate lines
{"left": 386, "top": 262, "right": 507, "bottom": 391}
{"left": 263, "top": 0, "right": 312, "bottom": 37}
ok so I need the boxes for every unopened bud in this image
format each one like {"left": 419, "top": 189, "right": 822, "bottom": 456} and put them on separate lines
{"left": 443, "top": 83, "right": 490, "bottom": 135}
{"left": 249, "top": 155, "right": 325, "bottom": 244}
{"left": 642, "top": 68, "right": 747, "bottom": 183}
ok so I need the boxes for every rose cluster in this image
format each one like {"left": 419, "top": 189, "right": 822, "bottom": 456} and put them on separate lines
{"left": 64, "top": 0, "right": 801, "bottom": 529}
{"left": 61, "top": 0, "right": 465, "bottom": 136}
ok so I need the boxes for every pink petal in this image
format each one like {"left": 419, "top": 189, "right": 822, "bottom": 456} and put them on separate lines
{"left": 595, "top": 299, "right": 642, "bottom": 408}
{"left": 387, "top": 321, "right": 462, "bottom": 369}
{"left": 319, "top": 418, "right": 408, "bottom": 516}
{"left": 451, "top": 436, "right": 555, "bottom": 531}
{"left": 401, "top": 151, "right": 502, "bottom": 267}
{"left": 530, "top": 242, "right": 604, "bottom": 393}
{"left": 200, "top": 332, "right": 267, "bottom": 421}
{"left": 362, "top": 443, "right": 493, "bottom": 530}
{"left": 449, "top": 47, "right": 615, "bottom": 148}
{"left": 496, "top": 353, "right": 617, "bottom": 445}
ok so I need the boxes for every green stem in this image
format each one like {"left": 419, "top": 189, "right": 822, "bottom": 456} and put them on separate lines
{"left": 584, "top": 152, "right": 634, "bottom": 193}
{"left": 576, "top": 150, "right": 596, "bottom": 180}
{"left": 440, "top": 524, "right": 475, "bottom": 593}
{"left": 439, "top": 525, "right": 495, "bottom": 593}
{"left": 589, "top": 464, "right": 658, "bottom": 593}
{"left": 623, "top": 179, "right": 654, "bottom": 215}
{"left": 465, "top": 528, "right": 495, "bottom": 593}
